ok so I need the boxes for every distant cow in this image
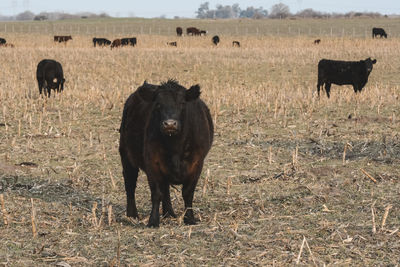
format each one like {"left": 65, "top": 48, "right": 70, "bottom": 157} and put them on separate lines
{"left": 121, "top": 37, "right": 137, "bottom": 47}
{"left": 93, "top": 37, "right": 111, "bottom": 47}
{"left": 54, "top": 35, "right": 72, "bottom": 43}
{"left": 187, "top": 27, "right": 201, "bottom": 36}
{"left": 200, "top": 30, "right": 207, "bottom": 36}
{"left": 212, "top": 35, "right": 220, "bottom": 46}
{"left": 232, "top": 41, "right": 240, "bottom": 47}
{"left": 314, "top": 39, "right": 321, "bottom": 44}
{"left": 0, "top": 38, "right": 6, "bottom": 45}
{"left": 111, "top": 39, "right": 122, "bottom": 49}
{"left": 372, "top": 27, "right": 387, "bottom": 38}
{"left": 317, "top": 58, "right": 377, "bottom": 98}
{"left": 167, "top": 41, "right": 177, "bottom": 47}
{"left": 176, "top": 27, "right": 183, "bottom": 36}
{"left": 36, "top": 59, "right": 65, "bottom": 97}
{"left": 119, "top": 80, "right": 214, "bottom": 227}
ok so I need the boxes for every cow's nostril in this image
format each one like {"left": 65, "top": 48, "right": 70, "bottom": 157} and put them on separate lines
{"left": 163, "top": 120, "right": 178, "bottom": 129}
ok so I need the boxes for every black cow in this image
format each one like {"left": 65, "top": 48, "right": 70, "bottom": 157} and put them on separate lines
{"left": 121, "top": 37, "right": 137, "bottom": 47}
{"left": 167, "top": 41, "right": 177, "bottom": 47}
{"left": 36, "top": 59, "right": 65, "bottom": 97}
{"left": 372, "top": 27, "right": 387, "bottom": 38}
{"left": 232, "top": 41, "right": 240, "bottom": 47}
{"left": 93, "top": 37, "right": 111, "bottom": 47}
{"left": 200, "top": 30, "right": 207, "bottom": 36}
{"left": 176, "top": 27, "right": 183, "bottom": 36}
{"left": 0, "top": 38, "right": 6, "bottom": 45}
{"left": 119, "top": 80, "right": 214, "bottom": 227}
{"left": 212, "top": 35, "right": 220, "bottom": 46}
{"left": 54, "top": 35, "right": 72, "bottom": 43}
{"left": 317, "top": 58, "right": 377, "bottom": 98}
{"left": 314, "top": 39, "right": 321, "bottom": 44}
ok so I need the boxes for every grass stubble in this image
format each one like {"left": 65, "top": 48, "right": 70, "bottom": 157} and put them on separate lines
{"left": 0, "top": 19, "right": 399, "bottom": 266}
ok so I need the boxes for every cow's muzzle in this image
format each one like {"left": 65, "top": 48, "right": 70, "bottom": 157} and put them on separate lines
{"left": 162, "top": 119, "right": 179, "bottom": 136}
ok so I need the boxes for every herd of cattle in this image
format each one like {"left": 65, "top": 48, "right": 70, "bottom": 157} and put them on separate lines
{"left": 0, "top": 25, "right": 387, "bottom": 227}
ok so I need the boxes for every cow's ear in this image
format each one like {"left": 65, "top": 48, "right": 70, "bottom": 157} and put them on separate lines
{"left": 372, "top": 59, "right": 377, "bottom": 64}
{"left": 138, "top": 81, "right": 157, "bottom": 102}
{"left": 185, "top": 84, "right": 201, "bottom": 101}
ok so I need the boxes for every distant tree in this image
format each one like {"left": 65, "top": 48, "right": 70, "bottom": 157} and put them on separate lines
{"left": 269, "top": 3, "right": 291, "bottom": 19}
{"left": 296, "top": 8, "right": 325, "bottom": 18}
{"left": 240, "top": 6, "right": 268, "bottom": 18}
{"left": 215, "top": 4, "right": 240, "bottom": 18}
{"left": 16, "top": 10, "right": 35, "bottom": 21}
{"left": 34, "top": 15, "right": 47, "bottom": 21}
{"left": 196, "top": 2, "right": 211, "bottom": 18}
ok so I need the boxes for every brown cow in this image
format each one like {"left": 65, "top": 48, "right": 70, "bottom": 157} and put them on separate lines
{"left": 111, "top": 39, "right": 122, "bottom": 49}
{"left": 54, "top": 35, "right": 72, "bottom": 43}
{"left": 119, "top": 80, "right": 214, "bottom": 227}
{"left": 186, "top": 27, "right": 201, "bottom": 36}
{"left": 314, "top": 39, "right": 321, "bottom": 44}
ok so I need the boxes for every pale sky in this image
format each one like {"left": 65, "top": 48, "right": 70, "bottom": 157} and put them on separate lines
{"left": 1, "top": 0, "right": 399, "bottom": 17}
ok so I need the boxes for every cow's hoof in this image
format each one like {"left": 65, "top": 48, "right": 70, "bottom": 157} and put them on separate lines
{"left": 184, "top": 216, "right": 197, "bottom": 225}
{"left": 147, "top": 221, "right": 160, "bottom": 228}
{"left": 163, "top": 210, "right": 177, "bottom": 218}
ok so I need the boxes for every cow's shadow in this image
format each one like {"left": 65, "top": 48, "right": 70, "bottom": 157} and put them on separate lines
{"left": 0, "top": 170, "right": 133, "bottom": 225}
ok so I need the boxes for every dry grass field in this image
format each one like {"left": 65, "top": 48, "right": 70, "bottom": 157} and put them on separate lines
{"left": 0, "top": 18, "right": 399, "bottom": 266}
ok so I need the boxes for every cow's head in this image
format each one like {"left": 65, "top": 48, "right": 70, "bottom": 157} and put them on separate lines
{"left": 139, "top": 80, "right": 200, "bottom": 136}
{"left": 364, "top": 58, "right": 377, "bottom": 73}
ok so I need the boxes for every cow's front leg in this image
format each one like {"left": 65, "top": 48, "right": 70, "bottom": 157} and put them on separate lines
{"left": 147, "top": 176, "right": 163, "bottom": 228}
{"left": 162, "top": 183, "right": 176, "bottom": 218}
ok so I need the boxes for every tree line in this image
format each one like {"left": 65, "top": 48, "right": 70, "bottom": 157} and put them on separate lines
{"left": 0, "top": 11, "right": 110, "bottom": 21}
{"left": 196, "top": 2, "right": 386, "bottom": 19}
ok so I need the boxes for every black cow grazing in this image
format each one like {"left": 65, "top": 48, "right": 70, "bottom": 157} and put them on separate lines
{"left": 314, "top": 39, "right": 321, "bottom": 44}
{"left": 186, "top": 27, "right": 201, "bottom": 36}
{"left": 232, "top": 41, "right": 240, "bottom": 47}
{"left": 0, "top": 38, "right": 6, "bottom": 45}
{"left": 176, "top": 27, "right": 183, "bottom": 36}
{"left": 372, "top": 27, "right": 387, "bottom": 38}
{"left": 121, "top": 37, "right": 137, "bottom": 47}
{"left": 317, "top": 58, "right": 377, "bottom": 98}
{"left": 36, "top": 59, "right": 65, "bottom": 97}
{"left": 54, "top": 35, "right": 72, "bottom": 43}
{"left": 212, "top": 35, "right": 220, "bottom": 46}
{"left": 119, "top": 80, "right": 214, "bottom": 227}
{"left": 93, "top": 37, "right": 111, "bottom": 47}
{"left": 167, "top": 41, "right": 177, "bottom": 47}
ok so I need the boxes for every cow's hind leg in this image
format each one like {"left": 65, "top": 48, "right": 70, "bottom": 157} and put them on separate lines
{"left": 162, "top": 184, "right": 176, "bottom": 218}
{"left": 325, "top": 83, "right": 331, "bottom": 98}
{"left": 317, "top": 82, "right": 322, "bottom": 97}
{"left": 148, "top": 178, "right": 162, "bottom": 227}
{"left": 38, "top": 80, "right": 43, "bottom": 95}
{"left": 120, "top": 149, "right": 139, "bottom": 218}
{"left": 182, "top": 163, "right": 203, "bottom": 225}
